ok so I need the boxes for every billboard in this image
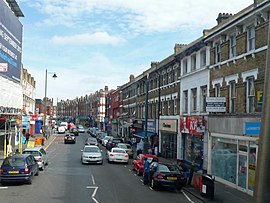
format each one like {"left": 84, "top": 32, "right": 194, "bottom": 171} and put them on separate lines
{"left": 206, "top": 97, "right": 226, "bottom": 112}
{"left": 0, "top": 0, "right": 23, "bottom": 83}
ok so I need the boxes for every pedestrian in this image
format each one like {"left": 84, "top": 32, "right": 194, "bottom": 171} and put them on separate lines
{"left": 143, "top": 157, "right": 150, "bottom": 185}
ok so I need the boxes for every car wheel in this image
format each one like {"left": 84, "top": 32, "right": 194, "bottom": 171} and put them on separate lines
{"left": 150, "top": 179, "right": 156, "bottom": 189}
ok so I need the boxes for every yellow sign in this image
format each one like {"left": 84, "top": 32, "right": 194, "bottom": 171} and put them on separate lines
{"left": 257, "top": 91, "right": 263, "bottom": 106}
{"left": 27, "top": 141, "right": 35, "bottom": 148}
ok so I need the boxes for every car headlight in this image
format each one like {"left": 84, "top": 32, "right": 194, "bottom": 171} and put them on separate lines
{"left": 83, "top": 155, "right": 88, "bottom": 158}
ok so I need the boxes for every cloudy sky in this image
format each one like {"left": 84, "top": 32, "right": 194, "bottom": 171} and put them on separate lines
{"left": 17, "top": 0, "right": 252, "bottom": 102}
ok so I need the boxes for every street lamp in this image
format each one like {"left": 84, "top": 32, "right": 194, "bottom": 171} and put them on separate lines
{"left": 43, "top": 69, "right": 57, "bottom": 138}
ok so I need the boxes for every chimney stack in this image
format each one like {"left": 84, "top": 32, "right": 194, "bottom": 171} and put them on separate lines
{"left": 129, "top": 74, "right": 135, "bottom": 82}
{"left": 174, "top": 44, "right": 187, "bottom": 55}
{"left": 216, "top": 13, "right": 233, "bottom": 25}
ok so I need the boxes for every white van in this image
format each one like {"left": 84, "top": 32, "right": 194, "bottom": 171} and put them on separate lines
{"left": 60, "top": 122, "right": 68, "bottom": 130}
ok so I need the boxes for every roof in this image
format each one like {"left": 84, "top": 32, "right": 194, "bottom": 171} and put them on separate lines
{"left": 24, "top": 146, "right": 44, "bottom": 151}
{"left": 6, "top": 0, "right": 24, "bottom": 17}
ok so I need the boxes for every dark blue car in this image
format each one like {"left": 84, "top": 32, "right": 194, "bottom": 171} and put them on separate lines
{"left": 0, "top": 154, "right": 39, "bottom": 185}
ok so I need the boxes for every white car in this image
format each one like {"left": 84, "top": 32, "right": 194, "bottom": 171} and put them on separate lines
{"left": 58, "top": 126, "right": 65, "bottom": 134}
{"left": 102, "top": 136, "right": 113, "bottom": 146}
{"left": 106, "top": 147, "right": 129, "bottom": 164}
{"left": 81, "top": 145, "right": 103, "bottom": 164}
{"left": 22, "top": 146, "right": 48, "bottom": 170}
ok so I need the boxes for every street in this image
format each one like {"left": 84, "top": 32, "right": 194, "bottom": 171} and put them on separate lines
{"left": 0, "top": 133, "right": 204, "bottom": 203}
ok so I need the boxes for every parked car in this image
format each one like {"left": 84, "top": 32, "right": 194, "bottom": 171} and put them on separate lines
{"left": 64, "top": 133, "right": 76, "bottom": 144}
{"left": 81, "top": 145, "right": 103, "bottom": 165}
{"left": 0, "top": 154, "right": 39, "bottom": 185}
{"left": 116, "top": 143, "right": 134, "bottom": 158}
{"left": 78, "top": 125, "right": 85, "bottom": 133}
{"left": 22, "top": 146, "right": 48, "bottom": 170}
{"left": 149, "top": 162, "right": 187, "bottom": 190}
{"left": 85, "top": 137, "right": 98, "bottom": 146}
{"left": 133, "top": 154, "right": 158, "bottom": 176}
{"left": 106, "top": 147, "right": 129, "bottom": 164}
{"left": 106, "top": 138, "right": 124, "bottom": 150}
{"left": 102, "top": 136, "right": 113, "bottom": 147}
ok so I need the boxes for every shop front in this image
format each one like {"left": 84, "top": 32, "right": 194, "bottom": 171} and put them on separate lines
{"left": 180, "top": 116, "right": 206, "bottom": 171}
{"left": 209, "top": 118, "right": 260, "bottom": 195}
{"left": 159, "top": 118, "right": 178, "bottom": 159}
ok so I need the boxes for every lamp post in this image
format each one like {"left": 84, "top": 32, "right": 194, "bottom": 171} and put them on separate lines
{"left": 43, "top": 69, "right": 57, "bottom": 138}
{"left": 143, "top": 74, "right": 149, "bottom": 154}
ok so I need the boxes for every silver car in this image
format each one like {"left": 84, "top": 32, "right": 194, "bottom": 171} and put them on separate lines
{"left": 81, "top": 146, "right": 103, "bottom": 165}
{"left": 22, "top": 146, "right": 48, "bottom": 170}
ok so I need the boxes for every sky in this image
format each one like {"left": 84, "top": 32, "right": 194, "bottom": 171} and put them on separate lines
{"left": 16, "top": 0, "right": 253, "bottom": 102}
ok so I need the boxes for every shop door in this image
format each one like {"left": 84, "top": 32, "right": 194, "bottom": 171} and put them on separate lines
{"left": 238, "top": 153, "right": 247, "bottom": 190}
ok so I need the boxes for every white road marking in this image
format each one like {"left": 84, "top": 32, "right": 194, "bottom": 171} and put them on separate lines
{"left": 86, "top": 186, "right": 99, "bottom": 203}
{"left": 182, "top": 190, "right": 195, "bottom": 203}
{"left": 91, "top": 175, "right": 96, "bottom": 185}
{"left": 149, "top": 187, "right": 153, "bottom": 191}
{"left": 0, "top": 187, "right": 8, "bottom": 189}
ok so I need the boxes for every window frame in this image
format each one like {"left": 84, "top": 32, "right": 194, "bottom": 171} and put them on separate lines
{"left": 246, "top": 77, "right": 255, "bottom": 113}
{"left": 191, "top": 88, "right": 197, "bottom": 112}
{"left": 247, "top": 26, "right": 255, "bottom": 52}
{"left": 230, "top": 35, "right": 236, "bottom": 58}
{"left": 229, "top": 81, "right": 236, "bottom": 113}
{"left": 215, "top": 42, "right": 221, "bottom": 63}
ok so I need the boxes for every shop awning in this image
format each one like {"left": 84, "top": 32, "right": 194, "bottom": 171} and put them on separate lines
{"left": 134, "top": 131, "right": 156, "bottom": 138}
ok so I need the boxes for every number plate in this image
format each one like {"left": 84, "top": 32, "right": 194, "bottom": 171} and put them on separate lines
{"left": 9, "top": 170, "right": 19, "bottom": 174}
{"left": 167, "top": 177, "right": 177, "bottom": 180}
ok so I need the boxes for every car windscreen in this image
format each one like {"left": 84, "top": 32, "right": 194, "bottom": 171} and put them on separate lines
{"left": 22, "top": 151, "right": 40, "bottom": 157}
{"left": 87, "top": 138, "right": 97, "bottom": 142}
{"left": 3, "top": 158, "right": 25, "bottom": 167}
{"left": 84, "top": 147, "right": 100, "bottom": 153}
{"left": 118, "top": 144, "right": 127, "bottom": 149}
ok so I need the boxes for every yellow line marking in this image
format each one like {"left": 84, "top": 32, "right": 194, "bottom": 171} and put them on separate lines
{"left": 44, "top": 136, "right": 57, "bottom": 150}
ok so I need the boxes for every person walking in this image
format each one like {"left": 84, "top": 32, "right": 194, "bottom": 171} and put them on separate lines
{"left": 143, "top": 157, "right": 150, "bottom": 185}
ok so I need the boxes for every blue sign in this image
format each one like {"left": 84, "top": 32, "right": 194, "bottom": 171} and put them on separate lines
{"left": 245, "top": 122, "right": 260, "bottom": 136}
{"left": 0, "top": 0, "right": 23, "bottom": 83}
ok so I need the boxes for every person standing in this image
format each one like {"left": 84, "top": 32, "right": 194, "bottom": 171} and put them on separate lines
{"left": 143, "top": 157, "right": 150, "bottom": 185}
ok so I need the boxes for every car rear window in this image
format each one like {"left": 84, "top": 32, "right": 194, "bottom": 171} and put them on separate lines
{"left": 84, "top": 147, "right": 100, "bottom": 153}
{"left": 112, "top": 149, "right": 125, "bottom": 153}
{"left": 3, "top": 158, "right": 25, "bottom": 167}
{"left": 23, "top": 151, "right": 40, "bottom": 156}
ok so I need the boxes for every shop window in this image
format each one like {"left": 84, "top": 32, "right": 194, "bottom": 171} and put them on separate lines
{"left": 184, "top": 134, "right": 203, "bottom": 166}
{"left": 211, "top": 137, "right": 237, "bottom": 184}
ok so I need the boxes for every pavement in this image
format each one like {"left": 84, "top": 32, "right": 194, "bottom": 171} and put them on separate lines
{"left": 0, "top": 134, "right": 253, "bottom": 203}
